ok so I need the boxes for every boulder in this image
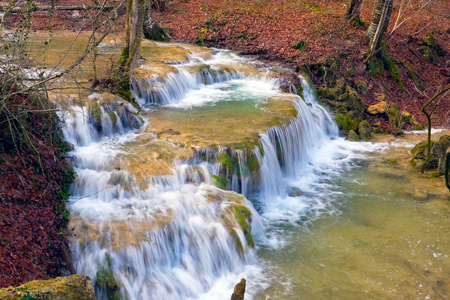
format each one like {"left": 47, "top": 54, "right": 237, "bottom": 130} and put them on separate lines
{"left": 347, "top": 130, "right": 359, "bottom": 141}
{"left": 374, "top": 92, "right": 386, "bottom": 102}
{"left": 358, "top": 120, "right": 372, "bottom": 141}
{"left": 231, "top": 278, "right": 246, "bottom": 300}
{"left": 410, "top": 135, "right": 450, "bottom": 172}
{"left": 286, "top": 187, "right": 303, "bottom": 197}
{"left": 367, "top": 101, "right": 387, "bottom": 115}
{"left": 0, "top": 275, "right": 96, "bottom": 300}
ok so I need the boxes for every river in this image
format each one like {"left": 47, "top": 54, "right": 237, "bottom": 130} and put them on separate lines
{"left": 41, "top": 35, "right": 449, "bottom": 299}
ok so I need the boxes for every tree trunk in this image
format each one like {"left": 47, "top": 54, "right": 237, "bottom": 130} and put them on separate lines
{"left": 143, "top": 1, "right": 166, "bottom": 41}
{"left": 364, "top": 0, "right": 393, "bottom": 53}
{"left": 445, "top": 146, "right": 450, "bottom": 191}
{"left": 346, "top": 0, "right": 363, "bottom": 25}
{"left": 121, "top": 0, "right": 146, "bottom": 72}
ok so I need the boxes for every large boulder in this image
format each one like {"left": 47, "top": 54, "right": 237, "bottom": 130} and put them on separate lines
{"left": 0, "top": 275, "right": 96, "bottom": 300}
{"left": 410, "top": 135, "right": 450, "bottom": 173}
{"left": 318, "top": 82, "right": 365, "bottom": 136}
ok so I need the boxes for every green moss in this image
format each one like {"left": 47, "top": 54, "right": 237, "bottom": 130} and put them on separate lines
{"left": 356, "top": 80, "right": 368, "bottom": 95}
{"left": 115, "top": 90, "right": 132, "bottom": 103}
{"left": 424, "top": 32, "right": 435, "bottom": 47}
{"left": 358, "top": 120, "right": 372, "bottom": 141}
{"left": 400, "top": 61, "right": 425, "bottom": 91}
{"left": 229, "top": 228, "right": 244, "bottom": 254}
{"left": 419, "top": 46, "right": 439, "bottom": 64}
{"left": 387, "top": 103, "right": 404, "bottom": 135}
{"left": 219, "top": 152, "right": 233, "bottom": 172}
{"left": 107, "top": 111, "right": 118, "bottom": 123}
{"left": 335, "top": 113, "right": 359, "bottom": 135}
{"left": 387, "top": 159, "right": 398, "bottom": 165}
{"left": 347, "top": 130, "right": 359, "bottom": 141}
{"left": 95, "top": 254, "right": 120, "bottom": 300}
{"left": 365, "top": 55, "right": 384, "bottom": 78}
{"left": 385, "top": 57, "right": 404, "bottom": 90}
{"left": 247, "top": 154, "right": 260, "bottom": 173}
{"left": 212, "top": 174, "right": 225, "bottom": 189}
{"left": 88, "top": 102, "right": 102, "bottom": 120}
{"left": 233, "top": 205, "right": 255, "bottom": 249}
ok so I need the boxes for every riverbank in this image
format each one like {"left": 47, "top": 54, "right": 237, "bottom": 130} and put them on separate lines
{"left": 0, "top": 87, "right": 75, "bottom": 287}
{"left": 152, "top": 0, "right": 449, "bottom": 128}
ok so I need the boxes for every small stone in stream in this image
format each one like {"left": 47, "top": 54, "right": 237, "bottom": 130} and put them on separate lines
{"left": 231, "top": 278, "right": 246, "bottom": 300}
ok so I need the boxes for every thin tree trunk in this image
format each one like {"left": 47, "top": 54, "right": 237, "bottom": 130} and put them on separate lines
{"left": 122, "top": 0, "right": 146, "bottom": 71}
{"left": 364, "top": 0, "right": 393, "bottom": 53}
{"left": 445, "top": 146, "right": 450, "bottom": 190}
{"left": 346, "top": 0, "right": 363, "bottom": 24}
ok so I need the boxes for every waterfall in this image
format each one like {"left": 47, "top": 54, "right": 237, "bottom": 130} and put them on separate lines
{"left": 62, "top": 47, "right": 338, "bottom": 299}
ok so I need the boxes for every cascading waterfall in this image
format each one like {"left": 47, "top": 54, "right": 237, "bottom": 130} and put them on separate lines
{"left": 63, "top": 48, "right": 339, "bottom": 299}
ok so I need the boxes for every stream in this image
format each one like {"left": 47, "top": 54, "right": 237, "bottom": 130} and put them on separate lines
{"left": 46, "top": 37, "right": 449, "bottom": 299}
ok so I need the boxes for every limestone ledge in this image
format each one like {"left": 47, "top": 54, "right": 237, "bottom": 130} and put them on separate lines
{"left": 0, "top": 275, "right": 95, "bottom": 300}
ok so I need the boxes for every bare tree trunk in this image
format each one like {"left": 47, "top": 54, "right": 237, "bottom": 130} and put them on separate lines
{"left": 143, "top": 0, "right": 166, "bottom": 41}
{"left": 121, "top": 0, "right": 146, "bottom": 72}
{"left": 364, "top": 0, "right": 393, "bottom": 53}
{"left": 346, "top": 0, "right": 363, "bottom": 25}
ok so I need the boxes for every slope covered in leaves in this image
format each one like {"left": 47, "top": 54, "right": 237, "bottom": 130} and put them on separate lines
{"left": 0, "top": 87, "right": 75, "bottom": 287}
{"left": 154, "top": 0, "right": 449, "bottom": 126}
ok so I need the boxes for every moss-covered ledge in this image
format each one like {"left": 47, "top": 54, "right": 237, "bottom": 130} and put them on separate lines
{"left": 0, "top": 275, "right": 96, "bottom": 300}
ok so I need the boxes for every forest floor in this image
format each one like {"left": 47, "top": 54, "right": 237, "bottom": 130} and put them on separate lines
{"left": 152, "top": 0, "right": 449, "bottom": 127}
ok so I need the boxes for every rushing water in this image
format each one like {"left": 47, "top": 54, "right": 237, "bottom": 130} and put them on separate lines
{"left": 58, "top": 43, "right": 450, "bottom": 299}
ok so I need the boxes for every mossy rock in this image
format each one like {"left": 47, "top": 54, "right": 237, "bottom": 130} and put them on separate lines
{"left": 219, "top": 152, "right": 233, "bottom": 172}
{"left": 347, "top": 130, "right": 359, "bottom": 141}
{"left": 424, "top": 33, "right": 436, "bottom": 47}
{"left": 95, "top": 253, "right": 121, "bottom": 300}
{"left": 335, "top": 113, "right": 359, "bottom": 135}
{"left": 356, "top": 80, "right": 368, "bottom": 95}
{"left": 358, "top": 120, "right": 372, "bottom": 141}
{"left": 233, "top": 205, "right": 255, "bottom": 250}
{"left": 410, "top": 135, "right": 450, "bottom": 172}
{"left": 365, "top": 55, "right": 385, "bottom": 78}
{"left": 419, "top": 46, "right": 439, "bottom": 64}
{"left": 387, "top": 103, "right": 404, "bottom": 135}
{"left": 0, "top": 275, "right": 96, "bottom": 300}
{"left": 337, "top": 85, "right": 364, "bottom": 119}
{"left": 384, "top": 57, "right": 404, "bottom": 89}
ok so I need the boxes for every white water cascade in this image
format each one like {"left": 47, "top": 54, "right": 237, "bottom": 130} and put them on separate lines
{"left": 62, "top": 48, "right": 339, "bottom": 299}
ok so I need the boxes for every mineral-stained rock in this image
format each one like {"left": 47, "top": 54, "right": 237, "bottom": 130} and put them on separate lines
{"left": 0, "top": 275, "right": 96, "bottom": 300}
{"left": 230, "top": 278, "right": 246, "bottom": 300}
{"left": 367, "top": 101, "right": 387, "bottom": 115}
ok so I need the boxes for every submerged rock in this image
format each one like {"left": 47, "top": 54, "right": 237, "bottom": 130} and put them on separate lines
{"left": 286, "top": 186, "right": 303, "bottom": 197}
{"left": 0, "top": 275, "right": 96, "bottom": 300}
{"left": 230, "top": 278, "right": 246, "bottom": 300}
